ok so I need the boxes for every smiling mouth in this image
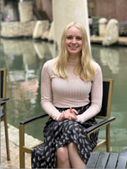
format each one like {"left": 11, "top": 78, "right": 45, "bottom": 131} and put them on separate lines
{"left": 69, "top": 46, "right": 78, "bottom": 49}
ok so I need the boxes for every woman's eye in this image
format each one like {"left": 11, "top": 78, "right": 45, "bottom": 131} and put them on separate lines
{"left": 67, "top": 36, "right": 72, "bottom": 39}
{"left": 76, "top": 37, "right": 82, "bottom": 40}
{"left": 66, "top": 36, "right": 82, "bottom": 40}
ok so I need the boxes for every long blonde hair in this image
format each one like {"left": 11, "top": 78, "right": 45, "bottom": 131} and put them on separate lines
{"left": 53, "top": 22, "right": 95, "bottom": 81}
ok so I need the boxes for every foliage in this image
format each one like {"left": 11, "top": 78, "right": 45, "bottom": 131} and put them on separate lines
{"left": 89, "top": 2, "right": 94, "bottom": 8}
{"left": 88, "top": 2, "right": 94, "bottom": 16}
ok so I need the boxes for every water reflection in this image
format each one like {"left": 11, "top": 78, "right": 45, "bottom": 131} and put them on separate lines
{"left": 1, "top": 38, "right": 55, "bottom": 80}
{"left": 100, "top": 48, "right": 119, "bottom": 74}
{"left": 1, "top": 39, "right": 127, "bottom": 153}
{"left": 92, "top": 44, "right": 127, "bottom": 153}
{"left": 1, "top": 38, "right": 55, "bottom": 140}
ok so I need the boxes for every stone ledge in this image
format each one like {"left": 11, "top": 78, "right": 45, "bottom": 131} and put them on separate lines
{"left": 1, "top": 121, "right": 42, "bottom": 148}
{"left": 1, "top": 21, "right": 37, "bottom": 38}
{"left": 1, "top": 121, "right": 32, "bottom": 168}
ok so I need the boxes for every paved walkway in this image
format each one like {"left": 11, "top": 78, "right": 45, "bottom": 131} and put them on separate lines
{"left": 0, "top": 121, "right": 41, "bottom": 168}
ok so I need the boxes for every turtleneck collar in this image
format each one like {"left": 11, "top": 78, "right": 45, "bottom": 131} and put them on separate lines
{"left": 67, "top": 57, "right": 80, "bottom": 66}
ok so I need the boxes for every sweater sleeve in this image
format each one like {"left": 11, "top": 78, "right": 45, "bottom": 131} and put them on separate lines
{"left": 76, "top": 63, "right": 103, "bottom": 122}
{"left": 41, "top": 61, "right": 61, "bottom": 121}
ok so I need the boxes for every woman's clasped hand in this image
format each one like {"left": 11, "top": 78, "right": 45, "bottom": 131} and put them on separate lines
{"left": 59, "top": 108, "right": 78, "bottom": 121}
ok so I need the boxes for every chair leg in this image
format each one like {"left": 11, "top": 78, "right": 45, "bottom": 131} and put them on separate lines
{"left": 106, "top": 124, "right": 110, "bottom": 152}
{"left": 19, "top": 124, "right": 25, "bottom": 168}
{"left": 20, "top": 149, "right": 25, "bottom": 169}
{"left": 4, "top": 113, "right": 10, "bottom": 160}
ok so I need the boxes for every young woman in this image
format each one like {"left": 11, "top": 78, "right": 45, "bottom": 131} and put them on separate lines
{"left": 31, "top": 22, "right": 103, "bottom": 168}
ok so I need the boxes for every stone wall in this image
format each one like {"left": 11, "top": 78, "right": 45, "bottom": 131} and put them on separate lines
{"left": 1, "top": 21, "right": 36, "bottom": 38}
{"left": 88, "top": 0, "right": 127, "bottom": 22}
{"left": 18, "top": 1, "right": 34, "bottom": 22}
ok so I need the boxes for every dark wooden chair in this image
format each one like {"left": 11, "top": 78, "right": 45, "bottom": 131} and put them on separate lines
{"left": 19, "top": 78, "right": 115, "bottom": 168}
{"left": 86, "top": 148, "right": 127, "bottom": 169}
{"left": 0, "top": 68, "right": 10, "bottom": 161}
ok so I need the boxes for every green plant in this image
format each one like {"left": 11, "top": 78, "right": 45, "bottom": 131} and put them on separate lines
{"left": 89, "top": 2, "right": 94, "bottom": 16}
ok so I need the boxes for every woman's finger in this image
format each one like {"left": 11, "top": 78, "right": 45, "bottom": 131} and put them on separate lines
{"left": 70, "top": 108, "right": 78, "bottom": 114}
{"left": 72, "top": 109, "right": 78, "bottom": 114}
{"left": 70, "top": 107, "right": 73, "bottom": 113}
{"left": 69, "top": 113, "right": 77, "bottom": 120}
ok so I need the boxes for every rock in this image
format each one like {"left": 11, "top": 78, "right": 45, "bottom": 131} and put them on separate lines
{"left": 42, "top": 30, "right": 49, "bottom": 40}
{"left": 103, "top": 19, "right": 119, "bottom": 46}
{"left": 33, "top": 20, "right": 49, "bottom": 39}
{"left": 33, "top": 21, "right": 43, "bottom": 39}
{"left": 99, "top": 18, "right": 107, "bottom": 37}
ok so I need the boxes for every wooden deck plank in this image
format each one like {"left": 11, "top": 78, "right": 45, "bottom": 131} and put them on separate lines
{"left": 95, "top": 152, "right": 109, "bottom": 169}
{"left": 116, "top": 155, "right": 127, "bottom": 169}
{"left": 106, "top": 153, "right": 119, "bottom": 169}
{"left": 86, "top": 148, "right": 127, "bottom": 169}
{"left": 85, "top": 152, "right": 100, "bottom": 169}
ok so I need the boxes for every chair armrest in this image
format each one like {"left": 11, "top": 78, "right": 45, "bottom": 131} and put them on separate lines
{"left": 2, "top": 98, "right": 10, "bottom": 101}
{"left": 0, "top": 100, "right": 6, "bottom": 106}
{"left": 0, "top": 98, "right": 10, "bottom": 105}
{"left": 86, "top": 117, "right": 116, "bottom": 134}
{"left": 20, "top": 113, "right": 48, "bottom": 125}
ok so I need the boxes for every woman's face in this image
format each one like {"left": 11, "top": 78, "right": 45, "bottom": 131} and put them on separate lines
{"left": 65, "top": 26, "right": 83, "bottom": 58}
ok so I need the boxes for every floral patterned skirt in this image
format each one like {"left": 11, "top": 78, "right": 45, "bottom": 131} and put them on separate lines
{"left": 31, "top": 104, "right": 99, "bottom": 168}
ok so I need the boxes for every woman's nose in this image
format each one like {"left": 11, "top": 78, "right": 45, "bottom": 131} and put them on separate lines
{"left": 72, "top": 38, "right": 76, "bottom": 43}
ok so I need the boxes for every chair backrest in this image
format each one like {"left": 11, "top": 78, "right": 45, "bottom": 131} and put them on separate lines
{"left": 0, "top": 68, "right": 7, "bottom": 99}
{"left": 95, "top": 79, "right": 114, "bottom": 119}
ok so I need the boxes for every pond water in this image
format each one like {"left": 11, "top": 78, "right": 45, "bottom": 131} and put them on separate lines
{"left": 1, "top": 38, "right": 127, "bottom": 153}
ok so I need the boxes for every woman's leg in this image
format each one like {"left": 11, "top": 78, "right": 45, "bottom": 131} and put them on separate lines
{"left": 68, "top": 142, "right": 86, "bottom": 168}
{"left": 57, "top": 144, "right": 71, "bottom": 168}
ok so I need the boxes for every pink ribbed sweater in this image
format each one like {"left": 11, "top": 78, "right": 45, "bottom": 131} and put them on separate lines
{"left": 41, "top": 58, "right": 103, "bottom": 122}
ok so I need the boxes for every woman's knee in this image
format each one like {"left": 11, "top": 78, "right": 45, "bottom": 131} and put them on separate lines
{"left": 57, "top": 145, "right": 69, "bottom": 163}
